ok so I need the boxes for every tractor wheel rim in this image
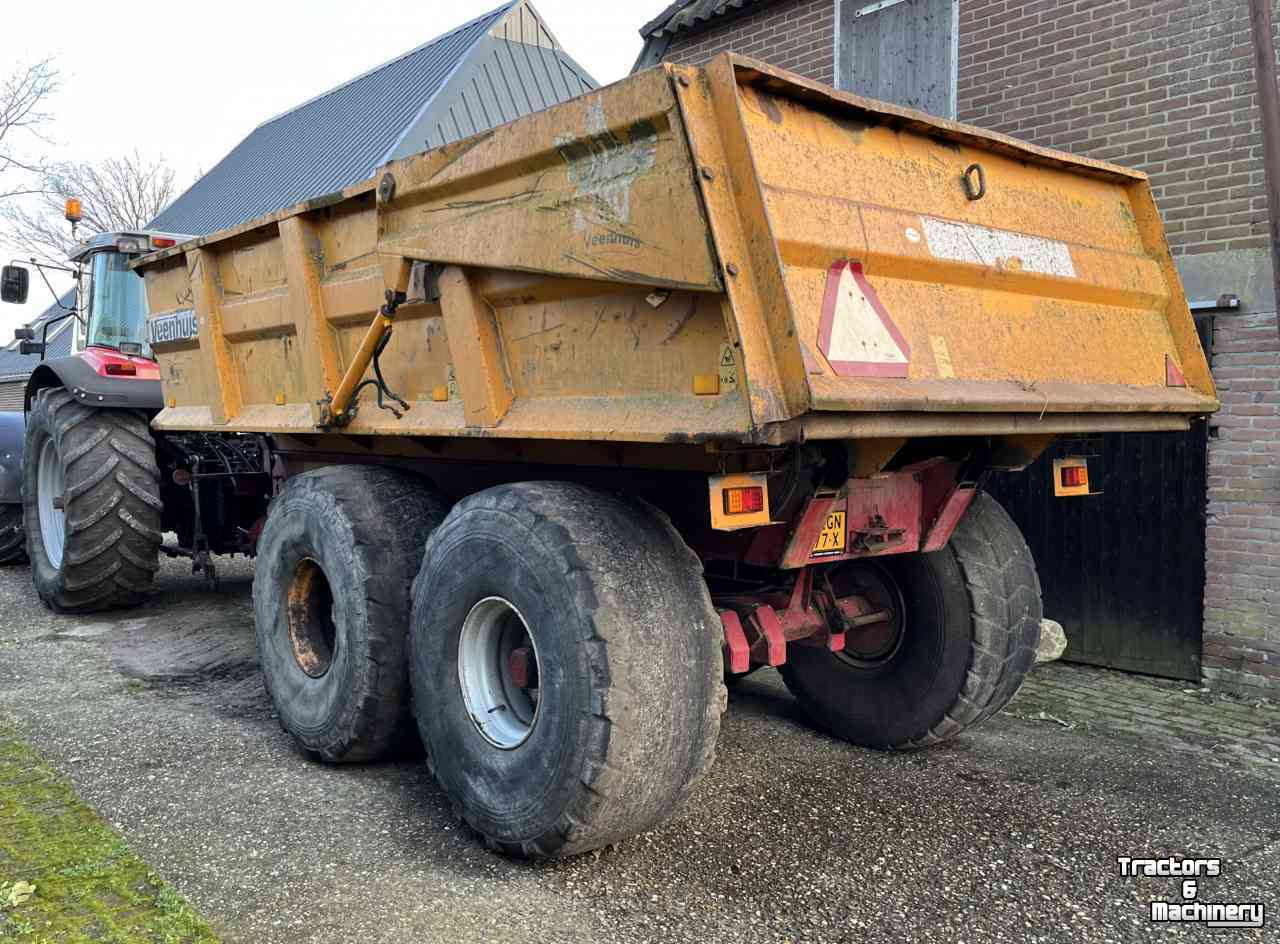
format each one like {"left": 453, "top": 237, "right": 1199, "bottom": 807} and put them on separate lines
{"left": 458, "top": 596, "right": 541, "bottom": 750}
{"left": 37, "top": 438, "right": 66, "bottom": 569}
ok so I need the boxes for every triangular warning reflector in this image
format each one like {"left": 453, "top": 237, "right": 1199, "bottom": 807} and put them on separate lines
{"left": 818, "top": 261, "right": 910, "bottom": 378}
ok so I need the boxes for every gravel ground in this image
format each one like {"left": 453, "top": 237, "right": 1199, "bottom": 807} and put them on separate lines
{"left": 0, "top": 557, "right": 1276, "bottom": 944}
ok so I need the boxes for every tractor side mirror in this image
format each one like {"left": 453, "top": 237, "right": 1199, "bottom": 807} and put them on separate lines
{"left": 13, "top": 327, "right": 34, "bottom": 341}
{"left": 1, "top": 265, "right": 29, "bottom": 305}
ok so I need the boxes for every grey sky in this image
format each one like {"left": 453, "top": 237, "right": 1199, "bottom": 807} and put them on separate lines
{"left": 2, "top": 0, "right": 661, "bottom": 335}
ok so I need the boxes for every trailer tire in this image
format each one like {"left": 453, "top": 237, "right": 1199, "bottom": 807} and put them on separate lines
{"left": 409, "top": 482, "right": 725, "bottom": 858}
{"left": 253, "top": 466, "right": 450, "bottom": 763}
{"left": 778, "top": 492, "right": 1041, "bottom": 749}
{"left": 0, "top": 505, "right": 25, "bottom": 565}
{"left": 23, "top": 388, "right": 161, "bottom": 612}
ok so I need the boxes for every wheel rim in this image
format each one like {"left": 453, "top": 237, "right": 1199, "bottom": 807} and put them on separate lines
{"left": 287, "top": 558, "right": 338, "bottom": 678}
{"left": 37, "top": 438, "right": 66, "bottom": 569}
{"left": 832, "top": 561, "right": 907, "bottom": 667}
{"left": 458, "top": 596, "right": 541, "bottom": 750}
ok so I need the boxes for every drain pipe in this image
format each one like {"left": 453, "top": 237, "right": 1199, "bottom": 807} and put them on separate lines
{"left": 1249, "top": 0, "right": 1280, "bottom": 334}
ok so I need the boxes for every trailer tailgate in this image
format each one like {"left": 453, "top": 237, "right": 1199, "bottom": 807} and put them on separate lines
{"left": 709, "top": 59, "right": 1217, "bottom": 420}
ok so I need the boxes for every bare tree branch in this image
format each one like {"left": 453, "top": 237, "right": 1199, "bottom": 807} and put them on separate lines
{"left": 0, "top": 59, "right": 59, "bottom": 203}
{"left": 1, "top": 151, "right": 181, "bottom": 264}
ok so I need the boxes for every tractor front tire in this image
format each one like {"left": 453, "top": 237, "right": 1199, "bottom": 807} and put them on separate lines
{"left": 0, "top": 505, "right": 25, "bottom": 565}
{"left": 23, "top": 388, "right": 161, "bottom": 612}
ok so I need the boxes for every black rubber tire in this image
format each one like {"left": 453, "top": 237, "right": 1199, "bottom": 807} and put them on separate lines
{"left": 0, "top": 505, "right": 25, "bottom": 565}
{"left": 410, "top": 482, "right": 726, "bottom": 858}
{"left": 778, "top": 491, "right": 1041, "bottom": 750}
{"left": 23, "top": 388, "right": 161, "bottom": 612}
{"left": 253, "top": 466, "right": 450, "bottom": 763}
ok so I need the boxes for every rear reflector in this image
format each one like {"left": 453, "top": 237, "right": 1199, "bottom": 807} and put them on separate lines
{"left": 1052, "top": 458, "right": 1091, "bottom": 497}
{"left": 723, "top": 486, "right": 765, "bottom": 515}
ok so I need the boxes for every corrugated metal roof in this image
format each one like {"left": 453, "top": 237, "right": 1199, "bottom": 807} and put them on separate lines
{"left": 389, "top": 5, "right": 595, "bottom": 157}
{"left": 0, "top": 289, "right": 77, "bottom": 381}
{"left": 640, "top": 0, "right": 773, "bottom": 39}
{"left": 150, "top": 1, "right": 596, "bottom": 237}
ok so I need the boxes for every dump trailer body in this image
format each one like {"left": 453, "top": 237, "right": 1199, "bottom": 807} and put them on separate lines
{"left": 134, "top": 55, "right": 1216, "bottom": 446}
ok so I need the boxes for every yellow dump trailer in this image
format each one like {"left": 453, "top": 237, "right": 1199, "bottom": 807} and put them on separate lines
{"left": 125, "top": 55, "right": 1212, "bottom": 857}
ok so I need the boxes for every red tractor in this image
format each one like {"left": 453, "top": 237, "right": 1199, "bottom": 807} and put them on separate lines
{"left": 2, "top": 223, "right": 272, "bottom": 608}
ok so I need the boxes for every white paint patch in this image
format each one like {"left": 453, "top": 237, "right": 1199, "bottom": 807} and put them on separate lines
{"left": 930, "top": 335, "right": 955, "bottom": 379}
{"left": 922, "top": 217, "right": 1077, "bottom": 278}
{"left": 554, "top": 101, "right": 658, "bottom": 235}
{"left": 905, "top": 227, "right": 921, "bottom": 244}
{"left": 584, "top": 97, "right": 607, "bottom": 136}
{"left": 827, "top": 266, "right": 909, "bottom": 367}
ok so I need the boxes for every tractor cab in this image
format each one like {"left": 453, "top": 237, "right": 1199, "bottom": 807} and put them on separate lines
{"left": 65, "top": 230, "right": 188, "bottom": 361}
{"left": 2, "top": 218, "right": 190, "bottom": 412}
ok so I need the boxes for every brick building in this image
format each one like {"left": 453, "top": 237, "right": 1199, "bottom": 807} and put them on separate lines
{"left": 636, "top": 0, "right": 1280, "bottom": 698}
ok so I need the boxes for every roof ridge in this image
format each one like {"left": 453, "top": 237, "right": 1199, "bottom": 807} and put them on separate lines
{"left": 640, "top": 0, "right": 698, "bottom": 38}
{"left": 373, "top": 1, "right": 565, "bottom": 170}
{"left": 640, "top": 0, "right": 763, "bottom": 39}
{"left": 252, "top": 1, "right": 519, "bottom": 132}
{"left": 502, "top": 0, "right": 562, "bottom": 52}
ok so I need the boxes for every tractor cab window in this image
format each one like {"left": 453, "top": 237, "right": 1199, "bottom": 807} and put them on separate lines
{"left": 88, "top": 251, "right": 151, "bottom": 358}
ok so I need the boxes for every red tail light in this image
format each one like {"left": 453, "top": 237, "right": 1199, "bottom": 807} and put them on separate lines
{"left": 151, "top": 237, "right": 177, "bottom": 249}
{"left": 105, "top": 362, "right": 137, "bottom": 376}
{"left": 723, "top": 486, "right": 765, "bottom": 515}
{"left": 1061, "top": 466, "right": 1088, "bottom": 489}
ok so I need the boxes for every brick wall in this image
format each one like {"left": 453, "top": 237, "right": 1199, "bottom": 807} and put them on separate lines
{"left": 1202, "top": 311, "right": 1280, "bottom": 699}
{"left": 661, "top": 0, "right": 836, "bottom": 85}
{"left": 957, "top": 0, "right": 1277, "bottom": 258}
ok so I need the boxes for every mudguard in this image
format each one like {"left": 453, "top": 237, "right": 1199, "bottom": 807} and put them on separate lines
{"left": 0, "top": 410, "right": 23, "bottom": 504}
{"left": 25, "top": 356, "right": 163, "bottom": 413}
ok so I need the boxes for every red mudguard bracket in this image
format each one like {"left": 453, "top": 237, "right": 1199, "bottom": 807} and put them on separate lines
{"left": 744, "top": 605, "right": 787, "bottom": 667}
{"left": 719, "top": 610, "right": 751, "bottom": 675}
{"left": 921, "top": 484, "right": 978, "bottom": 553}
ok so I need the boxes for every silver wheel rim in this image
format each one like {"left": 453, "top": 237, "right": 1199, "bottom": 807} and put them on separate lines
{"left": 457, "top": 596, "right": 541, "bottom": 750}
{"left": 37, "top": 438, "right": 66, "bottom": 569}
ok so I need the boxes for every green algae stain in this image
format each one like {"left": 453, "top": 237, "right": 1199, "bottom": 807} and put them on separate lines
{"left": 0, "top": 729, "right": 218, "bottom": 943}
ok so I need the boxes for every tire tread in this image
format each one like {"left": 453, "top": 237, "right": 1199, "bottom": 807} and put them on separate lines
{"left": 905, "top": 492, "right": 1042, "bottom": 748}
{"left": 24, "top": 388, "right": 161, "bottom": 612}
{"left": 412, "top": 481, "right": 725, "bottom": 858}
{"left": 0, "top": 505, "right": 26, "bottom": 565}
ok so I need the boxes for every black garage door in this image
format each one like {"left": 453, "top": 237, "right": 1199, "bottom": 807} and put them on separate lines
{"left": 985, "top": 423, "right": 1208, "bottom": 682}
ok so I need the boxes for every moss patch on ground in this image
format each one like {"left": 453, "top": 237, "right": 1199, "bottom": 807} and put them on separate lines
{"left": 0, "top": 727, "right": 218, "bottom": 943}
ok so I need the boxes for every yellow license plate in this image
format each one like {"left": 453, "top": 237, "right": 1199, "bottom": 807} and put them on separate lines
{"left": 811, "top": 511, "right": 847, "bottom": 557}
